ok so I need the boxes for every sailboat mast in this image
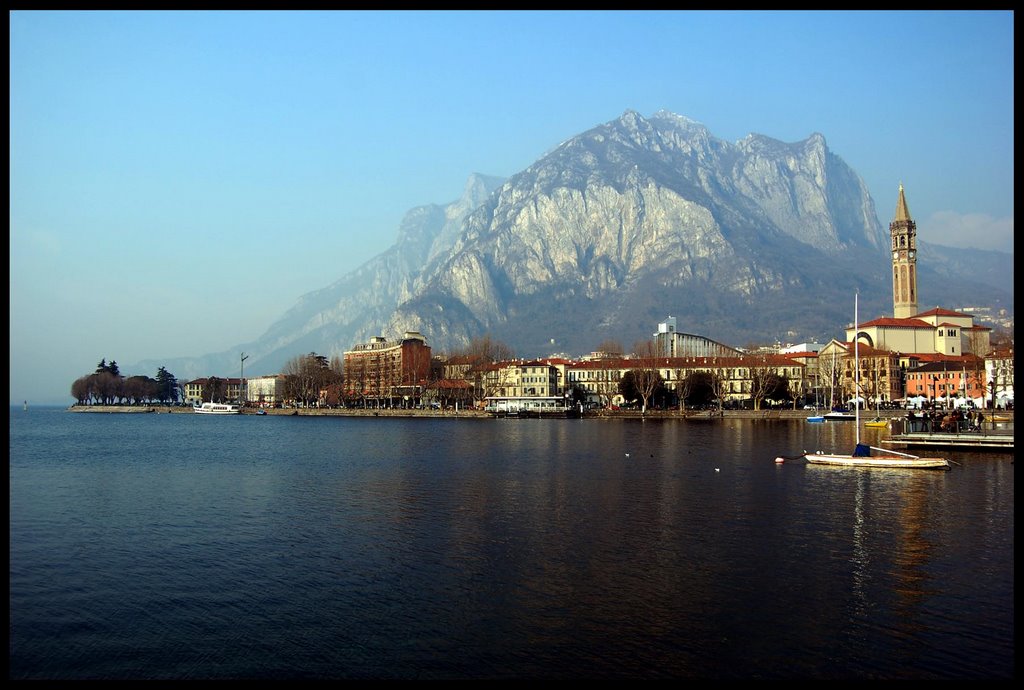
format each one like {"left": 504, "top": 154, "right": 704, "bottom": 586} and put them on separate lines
{"left": 854, "top": 292, "right": 860, "bottom": 444}
{"left": 830, "top": 350, "right": 836, "bottom": 409}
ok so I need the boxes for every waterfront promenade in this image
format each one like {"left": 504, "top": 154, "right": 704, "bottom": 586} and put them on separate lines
{"left": 65, "top": 404, "right": 1013, "bottom": 423}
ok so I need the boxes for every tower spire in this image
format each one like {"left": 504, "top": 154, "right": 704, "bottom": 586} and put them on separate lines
{"left": 894, "top": 182, "right": 912, "bottom": 223}
{"left": 890, "top": 183, "right": 918, "bottom": 319}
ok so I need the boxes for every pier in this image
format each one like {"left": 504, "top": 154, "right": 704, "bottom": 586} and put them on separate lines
{"left": 881, "top": 432, "right": 1013, "bottom": 451}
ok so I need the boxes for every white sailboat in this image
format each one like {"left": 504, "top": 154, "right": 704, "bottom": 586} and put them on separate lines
{"left": 803, "top": 293, "right": 951, "bottom": 470}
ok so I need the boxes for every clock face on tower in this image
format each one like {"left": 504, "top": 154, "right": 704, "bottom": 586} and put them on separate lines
{"left": 893, "top": 251, "right": 899, "bottom": 259}
{"left": 909, "top": 251, "right": 915, "bottom": 259}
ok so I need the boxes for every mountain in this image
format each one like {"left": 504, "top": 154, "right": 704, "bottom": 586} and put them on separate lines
{"left": 133, "top": 110, "right": 1013, "bottom": 380}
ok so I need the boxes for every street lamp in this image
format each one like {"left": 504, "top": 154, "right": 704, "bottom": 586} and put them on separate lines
{"left": 240, "top": 352, "right": 249, "bottom": 406}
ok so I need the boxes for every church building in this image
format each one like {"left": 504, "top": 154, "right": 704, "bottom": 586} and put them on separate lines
{"left": 844, "top": 185, "right": 991, "bottom": 357}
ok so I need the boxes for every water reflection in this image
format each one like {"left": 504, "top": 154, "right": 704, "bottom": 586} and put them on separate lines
{"left": 9, "top": 412, "right": 1014, "bottom": 679}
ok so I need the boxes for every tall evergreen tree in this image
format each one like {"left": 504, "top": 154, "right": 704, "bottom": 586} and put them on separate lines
{"left": 155, "top": 367, "right": 179, "bottom": 403}
{"left": 95, "top": 358, "right": 121, "bottom": 377}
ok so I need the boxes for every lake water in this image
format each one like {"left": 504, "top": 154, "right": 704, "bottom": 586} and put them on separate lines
{"left": 9, "top": 406, "right": 1014, "bottom": 679}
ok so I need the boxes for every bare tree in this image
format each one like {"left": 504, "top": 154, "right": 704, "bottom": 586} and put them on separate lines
{"left": 451, "top": 336, "right": 514, "bottom": 408}
{"left": 71, "top": 376, "right": 91, "bottom": 405}
{"left": 123, "top": 375, "right": 158, "bottom": 404}
{"left": 679, "top": 371, "right": 715, "bottom": 410}
{"left": 596, "top": 365, "right": 622, "bottom": 408}
{"left": 708, "top": 365, "right": 729, "bottom": 412}
{"left": 787, "top": 374, "right": 804, "bottom": 410}
{"left": 595, "top": 339, "right": 624, "bottom": 357}
{"left": 748, "top": 355, "right": 782, "bottom": 411}
{"left": 474, "top": 361, "right": 518, "bottom": 403}
{"left": 628, "top": 341, "right": 663, "bottom": 413}
{"left": 460, "top": 334, "right": 515, "bottom": 365}
{"left": 817, "top": 346, "right": 845, "bottom": 409}
{"left": 964, "top": 329, "right": 991, "bottom": 405}
{"left": 674, "top": 366, "right": 691, "bottom": 411}
{"left": 91, "top": 371, "right": 121, "bottom": 405}
{"left": 283, "top": 352, "right": 336, "bottom": 407}
{"left": 619, "top": 369, "right": 665, "bottom": 413}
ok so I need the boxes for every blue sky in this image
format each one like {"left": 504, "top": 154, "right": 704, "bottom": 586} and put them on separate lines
{"left": 10, "top": 10, "right": 1014, "bottom": 404}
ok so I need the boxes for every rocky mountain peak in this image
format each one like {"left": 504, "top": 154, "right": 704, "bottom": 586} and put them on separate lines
{"left": 132, "top": 110, "right": 1012, "bottom": 383}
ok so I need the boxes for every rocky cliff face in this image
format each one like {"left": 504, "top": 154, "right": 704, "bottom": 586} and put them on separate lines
{"left": 382, "top": 109, "right": 890, "bottom": 353}
{"left": 134, "top": 110, "right": 1012, "bottom": 380}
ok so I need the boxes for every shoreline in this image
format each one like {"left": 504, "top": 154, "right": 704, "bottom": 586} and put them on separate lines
{"left": 64, "top": 404, "right": 1011, "bottom": 422}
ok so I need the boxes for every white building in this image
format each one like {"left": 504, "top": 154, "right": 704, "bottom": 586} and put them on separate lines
{"left": 780, "top": 343, "right": 824, "bottom": 354}
{"left": 845, "top": 308, "right": 991, "bottom": 357}
{"left": 652, "top": 316, "right": 741, "bottom": 358}
{"left": 247, "top": 374, "right": 286, "bottom": 407}
{"left": 985, "top": 349, "right": 1014, "bottom": 408}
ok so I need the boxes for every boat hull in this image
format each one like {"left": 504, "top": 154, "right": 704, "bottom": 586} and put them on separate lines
{"left": 193, "top": 403, "right": 241, "bottom": 415}
{"left": 804, "top": 452, "right": 950, "bottom": 470}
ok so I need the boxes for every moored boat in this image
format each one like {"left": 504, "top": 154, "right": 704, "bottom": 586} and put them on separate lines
{"left": 806, "top": 444, "right": 950, "bottom": 470}
{"left": 193, "top": 402, "right": 241, "bottom": 415}
{"left": 799, "top": 293, "right": 950, "bottom": 471}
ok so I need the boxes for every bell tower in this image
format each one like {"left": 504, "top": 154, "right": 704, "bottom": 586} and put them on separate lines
{"left": 890, "top": 183, "right": 918, "bottom": 318}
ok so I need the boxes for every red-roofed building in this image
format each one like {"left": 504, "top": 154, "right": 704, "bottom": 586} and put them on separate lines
{"left": 565, "top": 354, "right": 805, "bottom": 408}
{"left": 904, "top": 359, "right": 987, "bottom": 404}
{"left": 183, "top": 377, "right": 243, "bottom": 405}
{"left": 845, "top": 310, "right": 990, "bottom": 358}
{"left": 858, "top": 186, "right": 992, "bottom": 358}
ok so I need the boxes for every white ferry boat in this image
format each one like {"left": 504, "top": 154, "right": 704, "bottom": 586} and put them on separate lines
{"left": 193, "top": 402, "right": 241, "bottom": 415}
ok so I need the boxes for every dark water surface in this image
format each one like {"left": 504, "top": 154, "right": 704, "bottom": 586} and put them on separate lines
{"left": 9, "top": 406, "right": 1014, "bottom": 679}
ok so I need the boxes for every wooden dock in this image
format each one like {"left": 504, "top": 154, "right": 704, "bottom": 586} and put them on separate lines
{"left": 882, "top": 431, "right": 1013, "bottom": 451}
